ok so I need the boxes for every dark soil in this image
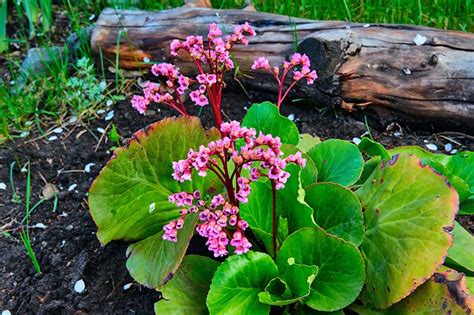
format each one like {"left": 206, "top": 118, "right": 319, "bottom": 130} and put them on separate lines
{"left": 1, "top": 89, "right": 473, "bottom": 314}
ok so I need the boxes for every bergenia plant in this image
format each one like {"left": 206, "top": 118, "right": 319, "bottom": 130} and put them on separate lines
{"left": 89, "top": 21, "right": 474, "bottom": 315}
{"left": 252, "top": 53, "right": 317, "bottom": 109}
{"left": 132, "top": 22, "right": 256, "bottom": 128}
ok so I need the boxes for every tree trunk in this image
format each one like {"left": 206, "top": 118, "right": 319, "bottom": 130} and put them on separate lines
{"left": 91, "top": 7, "right": 474, "bottom": 132}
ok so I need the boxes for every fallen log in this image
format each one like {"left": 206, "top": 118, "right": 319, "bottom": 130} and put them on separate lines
{"left": 91, "top": 7, "right": 474, "bottom": 132}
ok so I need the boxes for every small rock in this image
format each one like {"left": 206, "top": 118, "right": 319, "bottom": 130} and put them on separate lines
{"left": 2, "top": 310, "right": 12, "bottom": 315}
{"left": 451, "top": 149, "right": 458, "bottom": 155}
{"left": 52, "top": 127, "right": 63, "bottom": 134}
{"left": 105, "top": 111, "right": 114, "bottom": 121}
{"left": 19, "top": 47, "right": 65, "bottom": 83}
{"left": 287, "top": 114, "right": 295, "bottom": 121}
{"left": 425, "top": 144, "right": 438, "bottom": 151}
{"left": 69, "top": 116, "right": 78, "bottom": 123}
{"left": 68, "top": 184, "right": 78, "bottom": 192}
{"left": 84, "top": 163, "right": 96, "bottom": 173}
{"left": 48, "top": 135, "right": 58, "bottom": 141}
{"left": 33, "top": 223, "right": 47, "bottom": 229}
{"left": 394, "top": 131, "right": 401, "bottom": 137}
{"left": 403, "top": 68, "right": 411, "bottom": 75}
{"left": 413, "top": 34, "right": 427, "bottom": 46}
{"left": 444, "top": 143, "right": 453, "bottom": 152}
{"left": 66, "top": 225, "right": 74, "bottom": 231}
{"left": 20, "top": 131, "right": 29, "bottom": 138}
{"left": 97, "top": 127, "right": 105, "bottom": 134}
{"left": 0, "top": 183, "right": 6, "bottom": 190}
{"left": 352, "top": 137, "right": 361, "bottom": 145}
{"left": 123, "top": 283, "right": 133, "bottom": 290}
{"left": 363, "top": 24, "right": 370, "bottom": 28}
{"left": 143, "top": 57, "right": 150, "bottom": 63}
{"left": 74, "top": 279, "right": 86, "bottom": 293}
{"left": 97, "top": 109, "right": 106, "bottom": 114}
{"left": 42, "top": 183, "right": 58, "bottom": 200}
{"left": 106, "top": 100, "right": 114, "bottom": 107}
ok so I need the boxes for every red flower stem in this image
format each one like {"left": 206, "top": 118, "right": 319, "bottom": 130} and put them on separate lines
{"left": 279, "top": 80, "right": 300, "bottom": 108}
{"left": 271, "top": 180, "right": 277, "bottom": 257}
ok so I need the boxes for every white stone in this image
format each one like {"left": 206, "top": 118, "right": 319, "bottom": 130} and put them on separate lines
{"left": 444, "top": 143, "right": 453, "bottom": 152}
{"left": 97, "top": 127, "right": 105, "bottom": 134}
{"left": 74, "top": 279, "right": 86, "bottom": 293}
{"left": 413, "top": 34, "right": 427, "bottom": 46}
{"left": 48, "top": 136, "right": 58, "bottom": 141}
{"left": 451, "top": 149, "right": 458, "bottom": 154}
{"left": 426, "top": 144, "right": 438, "bottom": 151}
{"left": 68, "top": 184, "right": 78, "bottom": 192}
{"left": 84, "top": 163, "right": 96, "bottom": 173}
{"left": 105, "top": 111, "right": 115, "bottom": 121}
{"left": 0, "top": 183, "right": 6, "bottom": 190}
{"left": 2, "top": 310, "right": 12, "bottom": 315}
{"left": 287, "top": 114, "right": 295, "bottom": 121}
{"left": 52, "top": 127, "right": 63, "bottom": 134}
{"left": 352, "top": 137, "right": 361, "bottom": 145}
{"left": 34, "top": 223, "right": 47, "bottom": 229}
{"left": 123, "top": 283, "right": 133, "bottom": 290}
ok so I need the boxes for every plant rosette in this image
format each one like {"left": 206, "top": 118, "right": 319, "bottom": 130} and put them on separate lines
{"left": 88, "top": 22, "right": 474, "bottom": 314}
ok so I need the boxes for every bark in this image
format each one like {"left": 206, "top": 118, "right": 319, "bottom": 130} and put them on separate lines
{"left": 91, "top": 7, "right": 474, "bottom": 132}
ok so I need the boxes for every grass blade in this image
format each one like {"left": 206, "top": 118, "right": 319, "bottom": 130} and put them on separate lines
{"left": 0, "top": 0, "right": 7, "bottom": 53}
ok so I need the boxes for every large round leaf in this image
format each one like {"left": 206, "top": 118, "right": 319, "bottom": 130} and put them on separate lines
{"left": 242, "top": 102, "right": 299, "bottom": 145}
{"left": 88, "top": 116, "right": 221, "bottom": 244}
{"left": 155, "top": 255, "right": 219, "bottom": 314}
{"left": 207, "top": 251, "right": 278, "bottom": 315}
{"left": 305, "top": 183, "right": 364, "bottom": 246}
{"left": 126, "top": 213, "right": 198, "bottom": 288}
{"left": 276, "top": 227, "right": 365, "bottom": 311}
{"left": 385, "top": 268, "right": 474, "bottom": 314}
{"left": 307, "top": 139, "right": 364, "bottom": 186}
{"left": 356, "top": 154, "right": 459, "bottom": 308}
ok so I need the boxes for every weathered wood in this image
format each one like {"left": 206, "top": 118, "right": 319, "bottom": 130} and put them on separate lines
{"left": 91, "top": 7, "right": 474, "bottom": 132}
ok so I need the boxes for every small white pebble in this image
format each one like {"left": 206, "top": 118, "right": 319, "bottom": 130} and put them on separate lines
{"left": 74, "top": 279, "right": 86, "bottom": 293}
{"left": 288, "top": 114, "right": 295, "bottom": 121}
{"left": 52, "top": 127, "right": 63, "bottom": 134}
{"left": 444, "top": 143, "right": 453, "bottom": 152}
{"left": 123, "top": 283, "right": 133, "bottom": 290}
{"left": 0, "top": 183, "right": 6, "bottom": 190}
{"left": 48, "top": 136, "right": 58, "bottom": 141}
{"left": 105, "top": 111, "right": 115, "bottom": 121}
{"left": 106, "top": 100, "right": 114, "bottom": 107}
{"left": 403, "top": 68, "right": 411, "bottom": 75}
{"left": 363, "top": 23, "right": 370, "bottom": 28}
{"left": 97, "top": 127, "right": 105, "bottom": 134}
{"left": 89, "top": 14, "right": 96, "bottom": 21}
{"left": 2, "top": 310, "right": 12, "bottom": 315}
{"left": 19, "top": 131, "right": 29, "bottom": 138}
{"left": 413, "top": 34, "right": 427, "bottom": 46}
{"left": 97, "top": 109, "right": 106, "bottom": 114}
{"left": 143, "top": 57, "right": 150, "bottom": 63}
{"left": 33, "top": 223, "right": 47, "bottom": 229}
{"left": 25, "top": 121, "right": 33, "bottom": 126}
{"left": 450, "top": 149, "right": 458, "bottom": 154}
{"left": 60, "top": 240, "right": 67, "bottom": 248}
{"left": 84, "top": 163, "right": 96, "bottom": 173}
{"left": 69, "top": 116, "right": 78, "bottom": 123}
{"left": 394, "top": 131, "right": 401, "bottom": 137}
{"left": 352, "top": 137, "right": 361, "bottom": 145}
{"left": 60, "top": 212, "right": 68, "bottom": 217}
{"left": 68, "top": 184, "right": 78, "bottom": 191}
{"left": 149, "top": 202, "right": 156, "bottom": 213}
{"left": 426, "top": 144, "right": 438, "bottom": 151}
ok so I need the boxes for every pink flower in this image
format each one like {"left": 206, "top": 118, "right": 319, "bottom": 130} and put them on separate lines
{"left": 252, "top": 57, "right": 270, "bottom": 70}
{"left": 208, "top": 23, "right": 223, "bottom": 39}
{"left": 190, "top": 86, "right": 209, "bottom": 107}
{"left": 131, "top": 95, "right": 148, "bottom": 114}
{"left": 196, "top": 73, "right": 217, "bottom": 85}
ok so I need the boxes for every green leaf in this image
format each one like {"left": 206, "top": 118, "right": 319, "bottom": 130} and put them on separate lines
{"left": 307, "top": 139, "right": 364, "bottom": 186}
{"left": 277, "top": 227, "right": 365, "bottom": 311}
{"left": 446, "top": 151, "right": 474, "bottom": 192}
{"left": 282, "top": 144, "right": 317, "bottom": 188}
{"left": 305, "top": 183, "right": 364, "bottom": 246}
{"left": 242, "top": 102, "right": 299, "bottom": 145}
{"left": 155, "top": 255, "right": 219, "bottom": 314}
{"left": 356, "top": 154, "right": 458, "bottom": 308}
{"left": 385, "top": 268, "right": 474, "bottom": 314}
{"left": 298, "top": 134, "right": 321, "bottom": 153}
{"left": 467, "top": 276, "right": 474, "bottom": 294}
{"left": 88, "top": 116, "right": 221, "bottom": 244}
{"left": 460, "top": 197, "right": 474, "bottom": 215}
{"left": 447, "top": 221, "right": 474, "bottom": 273}
{"left": 207, "top": 251, "right": 278, "bottom": 315}
{"left": 126, "top": 214, "right": 198, "bottom": 289}
{"left": 258, "top": 263, "right": 318, "bottom": 306}
{"left": 357, "top": 137, "right": 390, "bottom": 160}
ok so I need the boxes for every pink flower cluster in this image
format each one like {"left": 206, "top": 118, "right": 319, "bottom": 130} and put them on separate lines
{"left": 251, "top": 53, "right": 318, "bottom": 109}
{"left": 132, "top": 22, "right": 256, "bottom": 128}
{"left": 164, "top": 121, "right": 306, "bottom": 257}
{"left": 163, "top": 191, "right": 252, "bottom": 257}
{"left": 131, "top": 63, "right": 189, "bottom": 115}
